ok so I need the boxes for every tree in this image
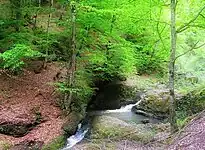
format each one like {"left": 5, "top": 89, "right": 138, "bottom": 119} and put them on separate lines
{"left": 44, "top": 0, "right": 53, "bottom": 67}
{"left": 169, "top": 0, "right": 178, "bottom": 133}
{"left": 169, "top": 0, "right": 205, "bottom": 132}
{"left": 64, "top": 1, "right": 77, "bottom": 111}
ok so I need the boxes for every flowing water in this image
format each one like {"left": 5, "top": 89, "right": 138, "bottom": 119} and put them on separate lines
{"left": 62, "top": 123, "right": 89, "bottom": 150}
{"left": 62, "top": 100, "right": 160, "bottom": 149}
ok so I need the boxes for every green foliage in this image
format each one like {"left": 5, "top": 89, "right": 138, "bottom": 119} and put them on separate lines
{"left": 55, "top": 65, "right": 95, "bottom": 110}
{"left": 0, "top": 44, "right": 42, "bottom": 71}
{"left": 177, "top": 85, "right": 205, "bottom": 119}
{"left": 42, "top": 136, "right": 66, "bottom": 150}
{"left": 177, "top": 116, "right": 192, "bottom": 129}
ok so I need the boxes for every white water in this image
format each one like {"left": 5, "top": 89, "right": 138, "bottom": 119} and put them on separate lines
{"left": 62, "top": 123, "right": 89, "bottom": 150}
{"left": 61, "top": 100, "right": 143, "bottom": 149}
{"left": 104, "top": 100, "right": 142, "bottom": 113}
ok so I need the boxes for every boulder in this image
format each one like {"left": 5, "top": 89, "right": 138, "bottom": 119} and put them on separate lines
{"left": 91, "top": 116, "right": 155, "bottom": 143}
{"left": 62, "top": 111, "right": 84, "bottom": 136}
{"left": 133, "top": 88, "right": 171, "bottom": 119}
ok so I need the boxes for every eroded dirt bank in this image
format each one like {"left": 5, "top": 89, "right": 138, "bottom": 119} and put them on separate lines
{"left": 0, "top": 62, "right": 67, "bottom": 148}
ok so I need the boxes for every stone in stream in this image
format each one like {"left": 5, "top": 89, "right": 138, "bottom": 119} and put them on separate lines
{"left": 141, "top": 119, "right": 150, "bottom": 124}
{"left": 91, "top": 116, "right": 155, "bottom": 143}
{"left": 132, "top": 87, "right": 182, "bottom": 119}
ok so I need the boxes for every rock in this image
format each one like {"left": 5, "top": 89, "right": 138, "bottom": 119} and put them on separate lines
{"left": 63, "top": 111, "right": 84, "bottom": 136}
{"left": 141, "top": 119, "right": 150, "bottom": 124}
{"left": 91, "top": 116, "right": 155, "bottom": 143}
{"left": 133, "top": 88, "right": 172, "bottom": 119}
{"left": 131, "top": 109, "right": 154, "bottom": 118}
{"left": 26, "top": 61, "right": 44, "bottom": 74}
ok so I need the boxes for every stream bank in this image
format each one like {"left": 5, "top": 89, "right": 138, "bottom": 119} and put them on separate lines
{"left": 62, "top": 77, "right": 171, "bottom": 149}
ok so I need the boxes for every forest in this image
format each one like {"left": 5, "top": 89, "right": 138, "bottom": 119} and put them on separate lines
{"left": 0, "top": 0, "right": 205, "bottom": 149}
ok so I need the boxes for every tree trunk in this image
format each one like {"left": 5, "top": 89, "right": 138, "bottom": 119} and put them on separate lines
{"left": 10, "top": 0, "right": 22, "bottom": 31}
{"left": 33, "top": 0, "right": 41, "bottom": 28}
{"left": 64, "top": 1, "right": 77, "bottom": 110}
{"left": 169, "top": 0, "right": 178, "bottom": 133}
{"left": 44, "top": 0, "right": 53, "bottom": 68}
{"left": 38, "top": 0, "right": 41, "bottom": 7}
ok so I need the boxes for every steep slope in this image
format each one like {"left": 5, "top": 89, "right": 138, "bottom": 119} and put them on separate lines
{"left": 0, "top": 62, "right": 66, "bottom": 148}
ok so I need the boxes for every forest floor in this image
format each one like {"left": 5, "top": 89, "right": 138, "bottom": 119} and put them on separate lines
{"left": 168, "top": 111, "right": 205, "bottom": 150}
{"left": 0, "top": 61, "right": 67, "bottom": 149}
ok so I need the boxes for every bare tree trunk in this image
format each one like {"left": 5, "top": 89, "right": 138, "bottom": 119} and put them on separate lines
{"left": 33, "top": 0, "right": 41, "bottom": 28}
{"left": 64, "top": 2, "right": 77, "bottom": 110}
{"left": 169, "top": 0, "right": 178, "bottom": 133}
{"left": 44, "top": 0, "right": 53, "bottom": 68}
{"left": 38, "top": 0, "right": 41, "bottom": 7}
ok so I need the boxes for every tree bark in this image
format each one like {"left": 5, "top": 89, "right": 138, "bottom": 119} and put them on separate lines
{"left": 44, "top": 0, "right": 53, "bottom": 68}
{"left": 169, "top": 0, "right": 178, "bottom": 133}
{"left": 33, "top": 0, "right": 41, "bottom": 28}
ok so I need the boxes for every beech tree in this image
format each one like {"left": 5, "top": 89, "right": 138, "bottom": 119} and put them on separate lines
{"left": 169, "top": 0, "right": 205, "bottom": 132}
{"left": 64, "top": 1, "right": 77, "bottom": 111}
{"left": 169, "top": 0, "right": 178, "bottom": 133}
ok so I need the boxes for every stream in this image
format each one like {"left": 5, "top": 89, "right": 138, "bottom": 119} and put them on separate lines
{"left": 61, "top": 100, "right": 161, "bottom": 150}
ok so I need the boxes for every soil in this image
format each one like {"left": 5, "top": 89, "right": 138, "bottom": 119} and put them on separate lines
{"left": 0, "top": 61, "right": 67, "bottom": 148}
{"left": 168, "top": 111, "right": 205, "bottom": 150}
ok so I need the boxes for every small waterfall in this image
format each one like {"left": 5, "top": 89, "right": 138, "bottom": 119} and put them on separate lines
{"left": 62, "top": 100, "right": 143, "bottom": 149}
{"left": 62, "top": 123, "right": 89, "bottom": 150}
{"left": 105, "top": 100, "right": 142, "bottom": 113}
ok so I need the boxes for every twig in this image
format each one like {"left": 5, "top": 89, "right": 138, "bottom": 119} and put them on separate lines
{"left": 174, "top": 41, "right": 205, "bottom": 61}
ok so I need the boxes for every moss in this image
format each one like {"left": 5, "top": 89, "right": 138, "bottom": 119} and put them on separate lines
{"left": 42, "top": 136, "right": 66, "bottom": 150}
{"left": 0, "top": 141, "right": 12, "bottom": 150}
{"left": 177, "top": 87, "right": 205, "bottom": 116}
{"left": 91, "top": 124, "right": 154, "bottom": 143}
{"left": 63, "top": 111, "right": 84, "bottom": 136}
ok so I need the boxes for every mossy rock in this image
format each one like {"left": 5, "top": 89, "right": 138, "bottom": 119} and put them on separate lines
{"left": 134, "top": 89, "right": 170, "bottom": 119}
{"left": 91, "top": 116, "right": 154, "bottom": 143}
{"left": 62, "top": 111, "right": 84, "bottom": 136}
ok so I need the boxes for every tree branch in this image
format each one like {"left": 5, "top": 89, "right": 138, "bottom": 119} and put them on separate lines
{"left": 200, "top": 14, "right": 205, "bottom": 19}
{"left": 176, "top": 5, "right": 205, "bottom": 33}
{"left": 175, "top": 41, "right": 205, "bottom": 61}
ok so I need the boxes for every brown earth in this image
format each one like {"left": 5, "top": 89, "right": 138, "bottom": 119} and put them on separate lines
{"left": 0, "top": 62, "right": 67, "bottom": 148}
{"left": 168, "top": 111, "right": 205, "bottom": 150}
